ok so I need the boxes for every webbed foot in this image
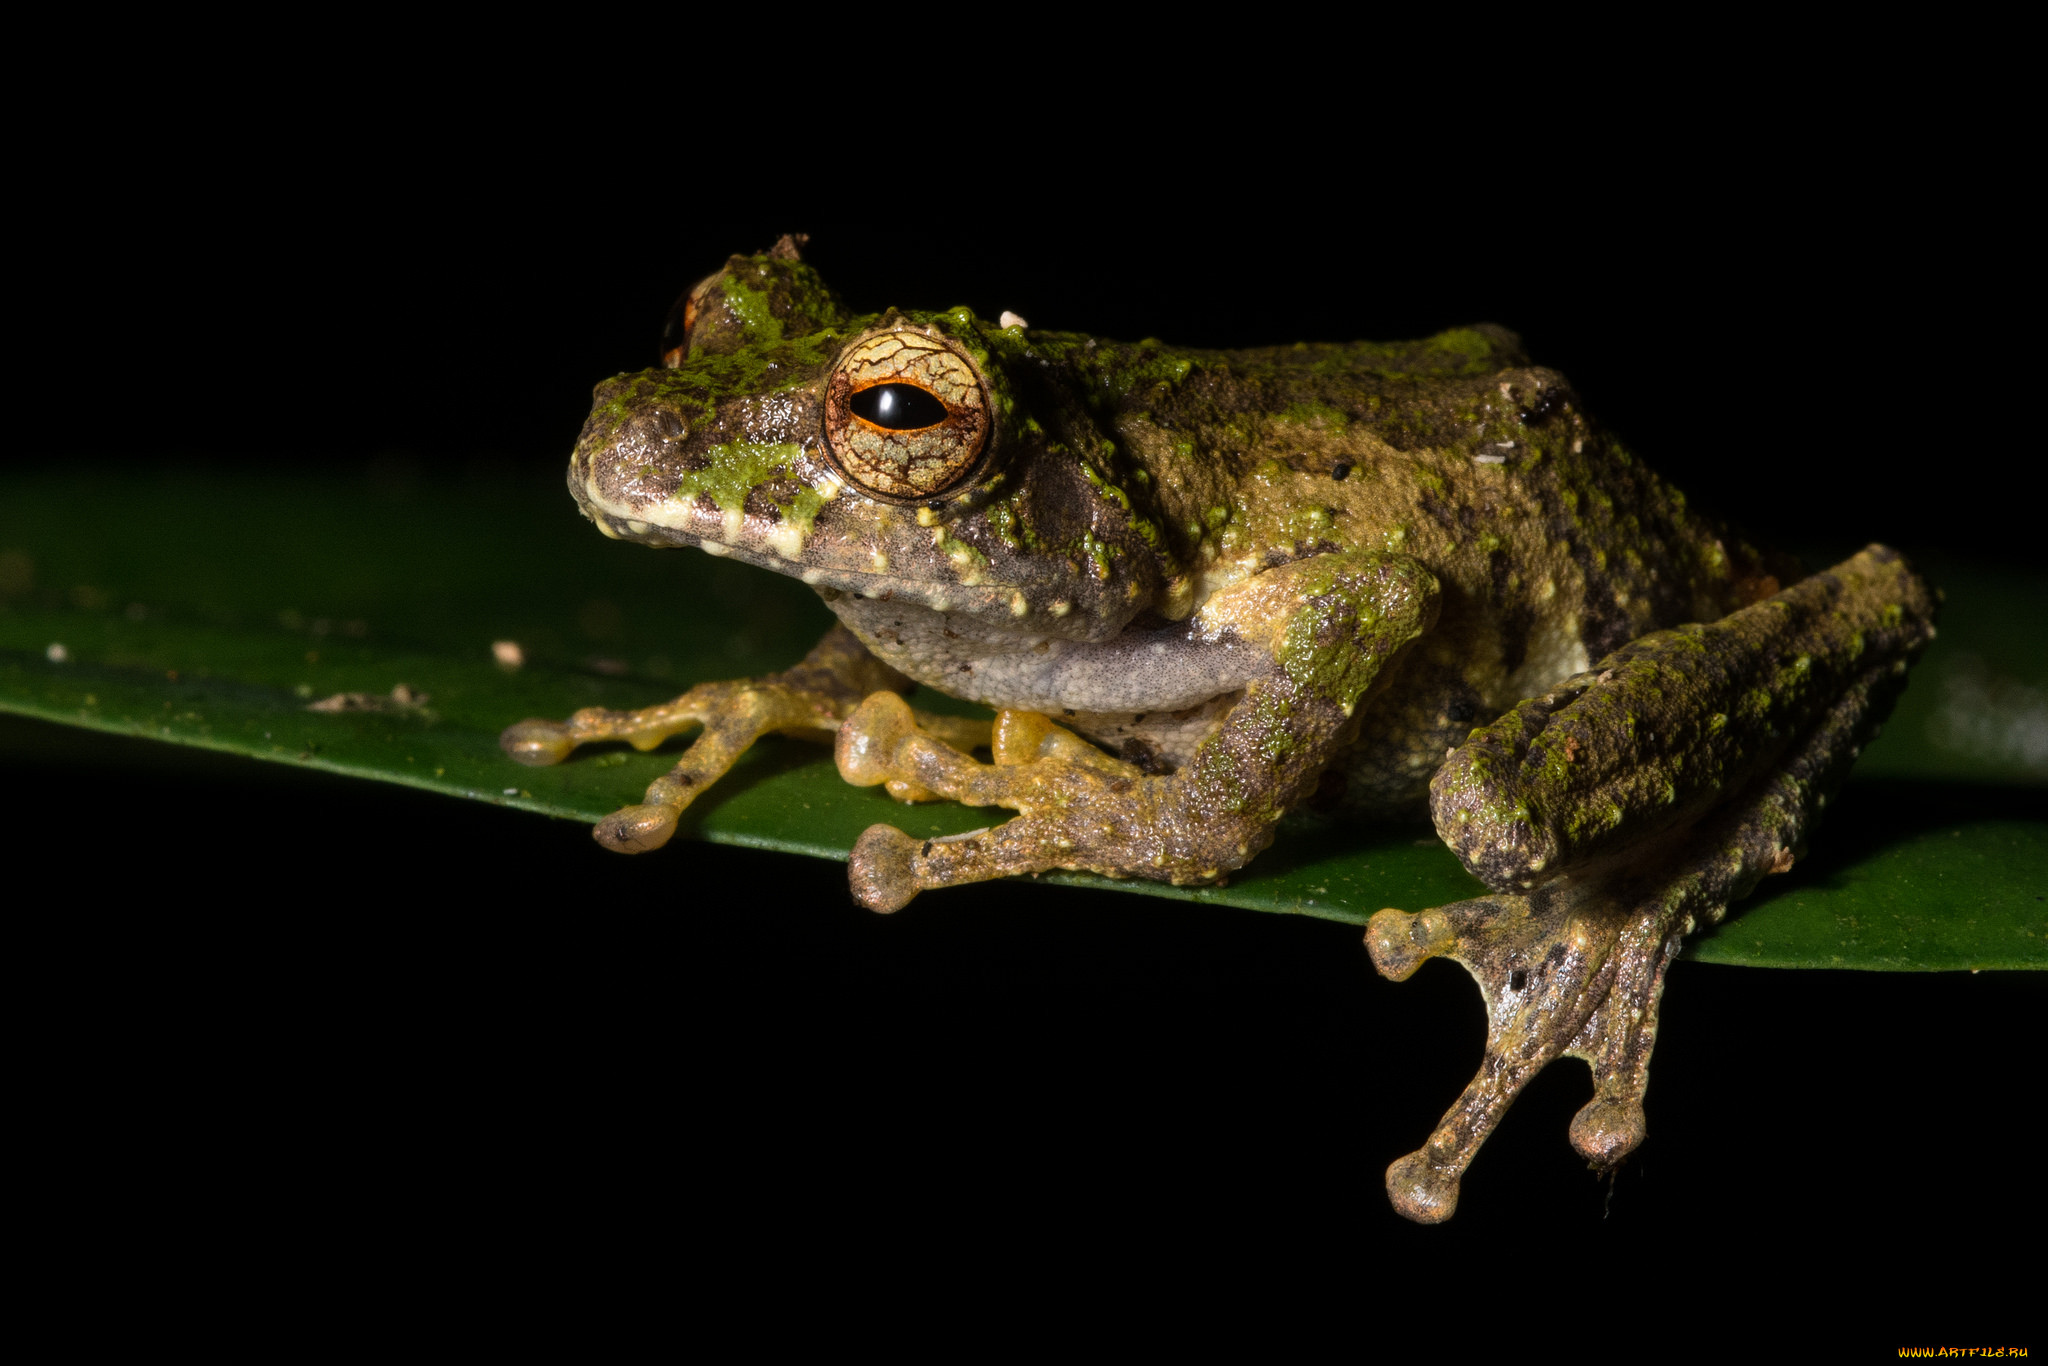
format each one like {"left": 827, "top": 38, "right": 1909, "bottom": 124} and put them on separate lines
{"left": 499, "top": 625, "right": 939, "bottom": 853}
{"left": 838, "top": 694, "right": 1184, "bottom": 911}
{"left": 1366, "top": 547, "right": 1936, "bottom": 1222}
{"left": 1367, "top": 883, "right": 1683, "bottom": 1222}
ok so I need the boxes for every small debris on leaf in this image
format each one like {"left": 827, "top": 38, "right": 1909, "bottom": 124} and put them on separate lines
{"left": 305, "top": 683, "right": 434, "bottom": 716}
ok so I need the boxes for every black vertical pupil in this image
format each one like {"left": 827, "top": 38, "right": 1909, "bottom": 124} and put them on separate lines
{"left": 851, "top": 383, "right": 949, "bottom": 430}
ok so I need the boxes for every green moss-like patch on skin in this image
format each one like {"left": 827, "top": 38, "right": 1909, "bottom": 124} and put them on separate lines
{"left": 984, "top": 499, "right": 1026, "bottom": 551}
{"left": 1079, "top": 457, "right": 1130, "bottom": 511}
{"left": 1079, "top": 531, "right": 1115, "bottom": 580}
{"left": 1275, "top": 556, "right": 1438, "bottom": 709}
{"left": 1433, "top": 549, "right": 1937, "bottom": 887}
{"left": 933, "top": 530, "right": 988, "bottom": 579}
{"left": 1276, "top": 400, "right": 1350, "bottom": 430}
{"left": 717, "top": 271, "right": 783, "bottom": 345}
{"left": 673, "top": 441, "right": 819, "bottom": 538}
{"left": 583, "top": 333, "right": 843, "bottom": 447}
{"left": 687, "top": 251, "right": 853, "bottom": 358}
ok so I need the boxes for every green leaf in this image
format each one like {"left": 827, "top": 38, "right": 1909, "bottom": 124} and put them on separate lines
{"left": 3, "top": 469, "right": 2042, "bottom": 970}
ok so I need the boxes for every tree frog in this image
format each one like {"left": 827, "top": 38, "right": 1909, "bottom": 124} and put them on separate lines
{"left": 503, "top": 237, "right": 1934, "bottom": 1223}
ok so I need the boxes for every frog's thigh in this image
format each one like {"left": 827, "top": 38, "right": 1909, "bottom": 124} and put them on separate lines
{"left": 499, "top": 625, "right": 916, "bottom": 854}
{"left": 1430, "top": 545, "right": 1935, "bottom": 889}
{"left": 840, "top": 553, "right": 1440, "bottom": 911}
{"left": 1366, "top": 547, "right": 1934, "bottom": 1223}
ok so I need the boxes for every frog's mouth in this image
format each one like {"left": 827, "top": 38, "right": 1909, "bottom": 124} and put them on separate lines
{"left": 568, "top": 458, "right": 1043, "bottom": 625}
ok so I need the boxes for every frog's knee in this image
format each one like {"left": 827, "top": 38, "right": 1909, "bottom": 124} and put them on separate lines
{"left": 849, "top": 823, "right": 922, "bottom": 913}
{"left": 501, "top": 718, "right": 576, "bottom": 766}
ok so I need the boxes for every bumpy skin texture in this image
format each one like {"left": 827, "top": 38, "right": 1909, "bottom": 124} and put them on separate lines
{"left": 503, "top": 239, "right": 1934, "bottom": 1222}
{"left": 1368, "top": 548, "right": 1933, "bottom": 1220}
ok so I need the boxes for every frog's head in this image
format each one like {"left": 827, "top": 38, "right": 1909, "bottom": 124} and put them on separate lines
{"left": 568, "top": 241, "right": 1183, "bottom": 641}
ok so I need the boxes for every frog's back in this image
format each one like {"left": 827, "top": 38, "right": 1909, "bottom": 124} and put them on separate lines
{"left": 1093, "top": 325, "right": 1784, "bottom": 812}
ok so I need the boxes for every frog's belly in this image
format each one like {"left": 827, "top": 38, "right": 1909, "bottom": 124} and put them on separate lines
{"left": 827, "top": 594, "right": 1262, "bottom": 715}
{"left": 828, "top": 589, "right": 1584, "bottom": 815}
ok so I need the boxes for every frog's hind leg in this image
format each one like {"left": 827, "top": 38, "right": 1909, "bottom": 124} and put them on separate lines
{"left": 1365, "top": 547, "right": 1935, "bottom": 1223}
{"left": 498, "top": 625, "right": 972, "bottom": 854}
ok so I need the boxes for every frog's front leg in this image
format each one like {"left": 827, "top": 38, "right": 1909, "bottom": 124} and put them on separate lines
{"left": 499, "top": 624, "right": 990, "bottom": 852}
{"left": 1365, "top": 546, "right": 1935, "bottom": 1223}
{"left": 836, "top": 553, "right": 1441, "bottom": 911}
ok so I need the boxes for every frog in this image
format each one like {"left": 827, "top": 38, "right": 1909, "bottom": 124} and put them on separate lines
{"left": 502, "top": 236, "right": 1935, "bottom": 1223}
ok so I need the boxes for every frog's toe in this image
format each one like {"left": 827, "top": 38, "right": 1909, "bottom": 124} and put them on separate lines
{"left": 1385, "top": 1150, "right": 1461, "bottom": 1225}
{"left": 1372, "top": 881, "right": 1691, "bottom": 1220}
{"left": 1564, "top": 912, "right": 1682, "bottom": 1168}
{"left": 1363, "top": 907, "right": 1458, "bottom": 981}
{"left": 500, "top": 718, "right": 578, "bottom": 766}
{"left": 849, "top": 824, "right": 923, "bottom": 913}
{"left": 836, "top": 692, "right": 921, "bottom": 787}
{"left": 593, "top": 802, "right": 679, "bottom": 853}
{"left": 1569, "top": 1097, "right": 1647, "bottom": 1167}
{"left": 1372, "top": 889, "right": 1635, "bottom": 1222}
{"left": 850, "top": 820, "right": 1070, "bottom": 911}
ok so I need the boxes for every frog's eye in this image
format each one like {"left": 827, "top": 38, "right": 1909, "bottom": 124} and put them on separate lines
{"left": 659, "top": 272, "right": 722, "bottom": 368}
{"left": 823, "top": 332, "right": 990, "bottom": 501}
{"left": 849, "top": 383, "right": 949, "bottom": 431}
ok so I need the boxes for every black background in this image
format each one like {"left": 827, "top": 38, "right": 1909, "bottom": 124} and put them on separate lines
{"left": 10, "top": 54, "right": 2040, "bottom": 1349}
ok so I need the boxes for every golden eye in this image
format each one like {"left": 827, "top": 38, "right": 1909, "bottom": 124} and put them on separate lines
{"left": 823, "top": 332, "right": 990, "bottom": 501}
